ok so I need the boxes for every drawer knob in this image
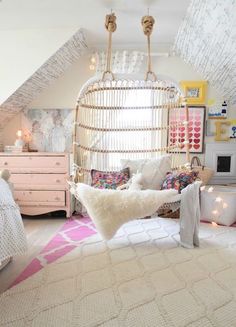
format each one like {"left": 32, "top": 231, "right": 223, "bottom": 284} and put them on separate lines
{"left": 55, "top": 197, "right": 60, "bottom": 201}
{"left": 56, "top": 162, "right": 60, "bottom": 166}
{"left": 4, "top": 162, "right": 8, "bottom": 165}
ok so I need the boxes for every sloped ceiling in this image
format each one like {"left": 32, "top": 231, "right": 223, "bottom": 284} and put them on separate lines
{"left": 0, "top": 29, "right": 87, "bottom": 149}
{"left": 0, "top": 29, "right": 87, "bottom": 122}
{"left": 1, "top": 0, "right": 236, "bottom": 149}
{"left": 174, "top": 0, "right": 236, "bottom": 105}
{"left": 0, "top": 0, "right": 191, "bottom": 150}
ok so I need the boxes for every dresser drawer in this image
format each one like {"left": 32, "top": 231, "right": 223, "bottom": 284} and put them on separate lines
{"left": 11, "top": 174, "right": 68, "bottom": 190}
{"left": 14, "top": 190, "right": 65, "bottom": 207}
{"left": 0, "top": 155, "right": 67, "bottom": 173}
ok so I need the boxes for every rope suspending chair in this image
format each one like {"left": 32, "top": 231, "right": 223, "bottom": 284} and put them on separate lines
{"left": 72, "top": 12, "right": 190, "bottom": 216}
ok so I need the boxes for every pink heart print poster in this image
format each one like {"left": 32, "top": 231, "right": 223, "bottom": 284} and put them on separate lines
{"left": 168, "top": 106, "right": 205, "bottom": 153}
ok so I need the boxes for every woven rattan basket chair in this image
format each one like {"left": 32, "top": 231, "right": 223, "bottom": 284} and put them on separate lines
{"left": 72, "top": 12, "right": 191, "bottom": 216}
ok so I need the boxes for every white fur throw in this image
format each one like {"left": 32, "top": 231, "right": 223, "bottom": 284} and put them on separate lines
{"left": 71, "top": 183, "right": 178, "bottom": 240}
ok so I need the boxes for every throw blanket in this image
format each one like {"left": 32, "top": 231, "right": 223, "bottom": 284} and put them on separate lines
{"left": 0, "top": 178, "right": 27, "bottom": 263}
{"left": 179, "top": 181, "right": 202, "bottom": 248}
{"left": 71, "top": 183, "right": 178, "bottom": 240}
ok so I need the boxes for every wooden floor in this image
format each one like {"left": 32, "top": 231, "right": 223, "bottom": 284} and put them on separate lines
{"left": 0, "top": 216, "right": 66, "bottom": 294}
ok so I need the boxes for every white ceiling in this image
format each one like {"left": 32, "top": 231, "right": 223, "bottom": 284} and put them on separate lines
{"left": 0, "top": 0, "right": 191, "bottom": 50}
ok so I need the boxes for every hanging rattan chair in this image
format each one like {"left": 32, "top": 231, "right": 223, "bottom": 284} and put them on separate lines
{"left": 72, "top": 12, "right": 190, "bottom": 206}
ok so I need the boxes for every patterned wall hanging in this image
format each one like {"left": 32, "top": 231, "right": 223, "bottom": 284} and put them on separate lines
{"left": 169, "top": 106, "right": 205, "bottom": 153}
{"left": 22, "top": 109, "right": 73, "bottom": 152}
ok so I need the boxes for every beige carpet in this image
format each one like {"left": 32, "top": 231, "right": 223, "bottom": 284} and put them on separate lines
{"left": 1, "top": 217, "right": 236, "bottom": 327}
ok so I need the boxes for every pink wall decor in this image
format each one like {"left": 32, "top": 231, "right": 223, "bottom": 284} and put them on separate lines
{"left": 169, "top": 106, "right": 205, "bottom": 153}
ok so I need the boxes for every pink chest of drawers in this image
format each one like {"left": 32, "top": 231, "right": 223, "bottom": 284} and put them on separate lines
{"left": 0, "top": 152, "right": 71, "bottom": 218}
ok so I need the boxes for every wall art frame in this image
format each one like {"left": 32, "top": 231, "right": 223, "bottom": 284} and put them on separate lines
{"left": 168, "top": 106, "right": 206, "bottom": 154}
{"left": 180, "top": 81, "right": 207, "bottom": 105}
{"left": 21, "top": 108, "right": 73, "bottom": 153}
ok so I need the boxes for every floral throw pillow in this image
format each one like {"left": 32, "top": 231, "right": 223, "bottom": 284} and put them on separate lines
{"left": 161, "top": 171, "right": 199, "bottom": 193}
{"left": 91, "top": 168, "right": 130, "bottom": 190}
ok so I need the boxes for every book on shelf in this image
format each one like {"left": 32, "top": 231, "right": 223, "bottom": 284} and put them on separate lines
{"left": 4, "top": 145, "right": 23, "bottom": 153}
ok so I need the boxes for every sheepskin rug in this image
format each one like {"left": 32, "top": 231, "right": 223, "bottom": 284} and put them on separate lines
{"left": 1, "top": 217, "right": 236, "bottom": 327}
{"left": 71, "top": 183, "right": 179, "bottom": 239}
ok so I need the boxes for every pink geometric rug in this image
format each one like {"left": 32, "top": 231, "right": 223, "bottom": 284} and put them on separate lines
{"left": 11, "top": 214, "right": 236, "bottom": 288}
{"left": 11, "top": 215, "right": 97, "bottom": 288}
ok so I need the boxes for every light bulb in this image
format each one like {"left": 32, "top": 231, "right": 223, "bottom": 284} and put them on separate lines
{"left": 215, "top": 197, "right": 222, "bottom": 203}
{"left": 208, "top": 186, "right": 214, "bottom": 193}
{"left": 91, "top": 56, "right": 96, "bottom": 64}
{"left": 16, "top": 130, "right": 22, "bottom": 138}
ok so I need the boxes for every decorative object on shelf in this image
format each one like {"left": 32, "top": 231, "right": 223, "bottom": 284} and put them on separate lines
{"left": 22, "top": 109, "right": 73, "bottom": 152}
{"left": 14, "top": 130, "right": 24, "bottom": 148}
{"left": 221, "top": 101, "right": 228, "bottom": 118}
{"left": 4, "top": 145, "right": 23, "bottom": 153}
{"left": 229, "top": 119, "right": 236, "bottom": 139}
{"left": 174, "top": 0, "right": 236, "bottom": 105}
{"left": 208, "top": 100, "right": 228, "bottom": 119}
{"left": 168, "top": 106, "right": 205, "bottom": 153}
{"left": 206, "top": 117, "right": 236, "bottom": 139}
{"left": 180, "top": 81, "right": 207, "bottom": 105}
{"left": 190, "top": 156, "right": 214, "bottom": 185}
{"left": 214, "top": 120, "right": 231, "bottom": 141}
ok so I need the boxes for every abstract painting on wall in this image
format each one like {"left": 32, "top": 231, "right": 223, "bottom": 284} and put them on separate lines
{"left": 22, "top": 109, "right": 73, "bottom": 152}
{"left": 168, "top": 106, "right": 205, "bottom": 153}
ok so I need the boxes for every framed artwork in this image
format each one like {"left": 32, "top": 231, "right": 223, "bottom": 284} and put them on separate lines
{"left": 208, "top": 100, "right": 228, "bottom": 119}
{"left": 180, "top": 81, "right": 207, "bottom": 105}
{"left": 21, "top": 109, "right": 73, "bottom": 152}
{"left": 168, "top": 106, "right": 205, "bottom": 153}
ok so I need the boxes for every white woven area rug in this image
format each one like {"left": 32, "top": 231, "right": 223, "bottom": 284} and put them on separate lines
{"left": 1, "top": 217, "right": 236, "bottom": 327}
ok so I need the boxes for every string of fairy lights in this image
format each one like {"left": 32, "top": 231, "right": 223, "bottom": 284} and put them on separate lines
{"left": 201, "top": 185, "right": 229, "bottom": 226}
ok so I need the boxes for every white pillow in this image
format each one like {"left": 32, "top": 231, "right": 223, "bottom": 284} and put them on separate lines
{"left": 200, "top": 187, "right": 236, "bottom": 226}
{"left": 120, "top": 155, "right": 172, "bottom": 190}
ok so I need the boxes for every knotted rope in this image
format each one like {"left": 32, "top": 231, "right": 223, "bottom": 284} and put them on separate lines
{"left": 103, "top": 13, "right": 117, "bottom": 80}
{"left": 141, "top": 15, "right": 157, "bottom": 81}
